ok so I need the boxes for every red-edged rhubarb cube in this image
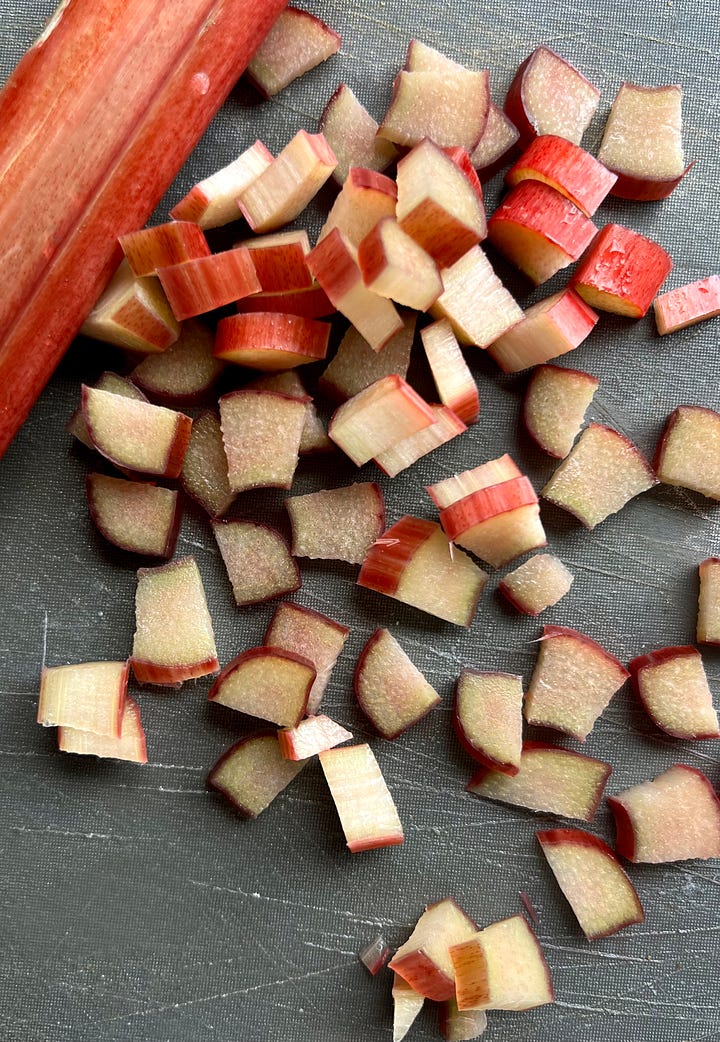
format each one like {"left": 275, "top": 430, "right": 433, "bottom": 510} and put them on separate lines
{"left": 570, "top": 223, "right": 673, "bottom": 317}
{"left": 38, "top": 660, "right": 128, "bottom": 739}
{"left": 454, "top": 669, "right": 523, "bottom": 775}
{"left": 354, "top": 628, "right": 441, "bottom": 739}
{"left": 698, "top": 558, "right": 720, "bottom": 645}
{"left": 319, "top": 167, "right": 398, "bottom": 248}
{"left": 209, "top": 647, "right": 314, "bottom": 728}
{"left": 119, "top": 221, "right": 210, "bottom": 277}
{"left": 420, "top": 319, "right": 480, "bottom": 424}
{"left": 505, "top": 135, "right": 617, "bottom": 216}
{"left": 58, "top": 697, "right": 147, "bottom": 764}
{"left": 488, "top": 288, "right": 598, "bottom": 373}
{"left": 214, "top": 312, "right": 330, "bottom": 370}
{"left": 522, "top": 364, "right": 599, "bottom": 457}
{"left": 429, "top": 246, "right": 523, "bottom": 348}
{"left": 207, "top": 732, "right": 307, "bottom": 818}
{"left": 170, "top": 140, "right": 274, "bottom": 229}
{"left": 655, "top": 406, "right": 720, "bottom": 501}
{"left": 319, "top": 84, "right": 398, "bottom": 184}
{"left": 629, "top": 646, "right": 720, "bottom": 740}
{"left": 245, "top": 7, "right": 341, "bottom": 98}
{"left": 328, "top": 375, "right": 435, "bottom": 466}
{"left": 158, "top": 247, "right": 261, "bottom": 321}
{"left": 389, "top": 898, "right": 478, "bottom": 1001}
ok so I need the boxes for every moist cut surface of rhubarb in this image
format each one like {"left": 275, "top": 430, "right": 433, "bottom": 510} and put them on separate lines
{"left": 207, "top": 733, "right": 308, "bottom": 818}
{"left": 354, "top": 628, "right": 441, "bottom": 739}
{"left": 654, "top": 405, "right": 720, "bottom": 501}
{"left": 263, "top": 602, "right": 349, "bottom": 715}
{"left": 212, "top": 520, "right": 300, "bottom": 606}
{"left": 38, "top": 660, "right": 129, "bottom": 738}
{"left": 504, "top": 46, "right": 600, "bottom": 147}
{"left": 208, "top": 647, "right": 314, "bottom": 728}
{"left": 697, "top": 558, "right": 720, "bottom": 645}
{"left": 629, "top": 646, "right": 720, "bottom": 739}
{"left": 454, "top": 670, "right": 523, "bottom": 775}
{"left": 286, "top": 482, "right": 385, "bottom": 564}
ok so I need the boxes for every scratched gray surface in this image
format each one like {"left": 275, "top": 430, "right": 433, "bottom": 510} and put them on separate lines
{"left": 1, "top": 1, "right": 720, "bottom": 1040}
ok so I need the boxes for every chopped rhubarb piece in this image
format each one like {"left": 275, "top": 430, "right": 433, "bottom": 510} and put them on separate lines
{"left": 374, "top": 405, "right": 466, "bottom": 478}
{"left": 319, "top": 318, "right": 415, "bottom": 404}
{"left": 389, "top": 898, "right": 477, "bottom": 1001}
{"left": 471, "top": 102, "right": 520, "bottom": 180}
{"left": 328, "top": 375, "right": 435, "bottom": 466}
{"left": 264, "top": 602, "right": 349, "bottom": 715}
{"left": 278, "top": 714, "right": 353, "bottom": 761}
{"left": 392, "top": 974, "right": 425, "bottom": 1042}
{"left": 468, "top": 741, "right": 612, "bottom": 822}
{"left": 358, "top": 516, "right": 488, "bottom": 627}
{"left": 180, "top": 411, "right": 236, "bottom": 518}
{"left": 319, "top": 167, "right": 398, "bottom": 249}
{"left": 207, "top": 732, "right": 307, "bottom": 818}
{"left": 426, "top": 455, "right": 521, "bottom": 508}
{"left": 358, "top": 218, "right": 443, "bottom": 311}
{"left": 454, "top": 670, "right": 523, "bottom": 775}
{"left": 655, "top": 405, "right": 720, "bottom": 500}
{"left": 68, "top": 372, "right": 147, "bottom": 449}
{"left": 246, "top": 7, "right": 340, "bottom": 98}
{"left": 609, "top": 764, "right": 720, "bottom": 863}
{"left": 212, "top": 520, "right": 300, "bottom": 607}
{"left": 131, "top": 556, "right": 218, "bottom": 686}
{"left": 359, "top": 936, "right": 391, "bottom": 976}
{"left": 506, "top": 135, "right": 617, "bottom": 217}
{"left": 170, "top": 140, "right": 274, "bottom": 229}
{"left": 598, "top": 83, "right": 692, "bottom": 201}
{"left": 319, "top": 743, "right": 404, "bottom": 852}
{"left": 499, "top": 555, "right": 574, "bottom": 616}
{"left": 86, "top": 473, "right": 181, "bottom": 559}
{"left": 238, "top": 282, "right": 334, "bottom": 319}
{"left": 82, "top": 386, "right": 191, "bottom": 478}
{"left": 210, "top": 647, "right": 314, "bottom": 727}
{"left": 379, "top": 68, "right": 490, "bottom": 151}
{"left": 430, "top": 246, "right": 523, "bottom": 348}
{"left": 698, "top": 558, "right": 720, "bottom": 645}
{"left": 523, "top": 364, "right": 599, "bottom": 457}
{"left": 421, "top": 320, "right": 480, "bottom": 424}
{"left": 629, "top": 646, "right": 720, "bottom": 739}
{"left": 158, "top": 247, "right": 261, "bottom": 321}
{"left": 488, "top": 289, "right": 598, "bottom": 374}
{"left": 440, "top": 1000, "right": 487, "bottom": 1041}
{"left": 395, "top": 139, "right": 487, "bottom": 269}
{"left": 354, "top": 628, "right": 441, "bottom": 739}
{"left": 542, "top": 423, "right": 657, "bottom": 528}
{"left": 451, "top": 915, "right": 553, "bottom": 1012}
{"left": 219, "top": 389, "right": 307, "bottom": 493}
{"left": 38, "top": 660, "right": 128, "bottom": 738}
{"left": 570, "top": 224, "right": 673, "bottom": 317}
{"left": 130, "top": 319, "right": 224, "bottom": 405}
{"left": 119, "top": 221, "right": 210, "bottom": 277}
{"left": 524, "top": 625, "right": 629, "bottom": 741}
{"left": 403, "top": 38, "right": 465, "bottom": 73}
{"left": 286, "top": 483, "right": 385, "bottom": 565}
{"left": 504, "top": 46, "right": 600, "bottom": 147}
{"left": 215, "top": 312, "right": 330, "bottom": 370}
{"left": 238, "top": 130, "right": 337, "bottom": 233}
{"left": 246, "top": 370, "right": 331, "bottom": 455}
{"left": 654, "top": 276, "right": 720, "bottom": 335}
{"left": 236, "top": 230, "right": 312, "bottom": 293}
{"left": 488, "top": 181, "right": 597, "bottom": 286}
{"left": 80, "top": 260, "right": 179, "bottom": 353}
{"left": 319, "top": 85, "right": 398, "bottom": 184}
{"left": 58, "top": 697, "right": 147, "bottom": 763}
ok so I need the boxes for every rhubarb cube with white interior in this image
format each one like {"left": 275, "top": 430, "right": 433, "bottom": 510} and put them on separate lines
{"left": 522, "top": 364, "right": 599, "bottom": 457}
{"left": 628, "top": 646, "right": 720, "bottom": 740}
{"left": 86, "top": 473, "right": 181, "bottom": 559}
{"left": 354, "top": 628, "right": 441, "bottom": 739}
{"left": 130, "top": 319, "right": 225, "bottom": 406}
{"left": 68, "top": 372, "right": 148, "bottom": 449}
{"left": 328, "top": 375, "right": 435, "bottom": 466}
{"left": 655, "top": 405, "right": 720, "bottom": 500}
{"left": 429, "top": 246, "right": 523, "bottom": 348}
{"left": 542, "top": 423, "right": 657, "bottom": 528}
{"left": 598, "top": 82, "right": 692, "bottom": 201}
{"left": 421, "top": 319, "right": 480, "bottom": 424}
{"left": 498, "top": 554, "right": 574, "bottom": 616}
{"left": 608, "top": 763, "right": 720, "bottom": 863}
{"left": 237, "top": 130, "right": 337, "bottom": 233}
{"left": 570, "top": 224, "right": 673, "bottom": 317}
{"left": 170, "top": 140, "right": 274, "bottom": 229}
{"left": 219, "top": 389, "right": 307, "bottom": 493}
{"left": 378, "top": 66, "right": 490, "bottom": 151}
{"left": 286, "top": 482, "right": 385, "bottom": 564}
{"left": 319, "top": 318, "right": 415, "bottom": 404}
{"left": 207, "top": 732, "right": 307, "bottom": 819}
{"left": 278, "top": 714, "right": 353, "bottom": 761}
{"left": 209, "top": 647, "right": 314, "bottom": 728}
{"left": 392, "top": 975, "right": 425, "bottom": 1042}
{"left": 38, "top": 660, "right": 129, "bottom": 738}
{"left": 319, "top": 85, "right": 398, "bottom": 184}
{"left": 119, "top": 220, "right": 210, "bottom": 277}
{"left": 697, "top": 558, "right": 720, "bottom": 645}
{"left": 319, "top": 167, "right": 398, "bottom": 248}
{"left": 426, "top": 455, "right": 522, "bottom": 508}
{"left": 319, "top": 743, "right": 403, "bottom": 852}
{"left": 157, "top": 247, "right": 261, "bottom": 321}
{"left": 245, "top": 7, "right": 340, "bottom": 98}
{"left": 505, "top": 135, "right": 617, "bottom": 216}
{"left": 504, "top": 46, "right": 600, "bottom": 147}
{"left": 131, "top": 556, "right": 218, "bottom": 686}
{"left": 454, "top": 670, "right": 523, "bottom": 775}
{"left": 654, "top": 276, "right": 720, "bottom": 335}
{"left": 264, "top": 602, "right": 349, "bottom": 715}
{"left": 80, "top": 260, "right": 179, "bottom": 353}
{"left": 180, "top": 411, "right": 236, "bottom": 519}
{"left": 388, "top": 898, "right": 478, "bottom": 1000}
{"left": 403, "top": 38, "right": 468, "bottom": 73}
{"left": 214, "top": 312, "right": 330, "bottom": 370}
{"left": 374, "top": 405, "right": 467, "bottom": 478}
{"left": 237, "top": 230, "right": 312, "bottom": 293}
{"left": 358, "top": 218, "right": 443, "bottom": 311}
{"left": 467, "top": 741, "right": 612, "bottom": 823}
{"left": 524, "top": 625, "right": 629, "bottom": 741}
{"left": 212, "top": 520, "right": 300, "bottom": 607}
{"left": 488, "top": 289, "right": 598, "bottom": 374}
{"left": 358, "top": 516, "right": 488, "bottom": 627}
{"left": 58, "top": 698, "right": 147, "bottom": 764}
{"left": 471, "top": 102, "right": 520, "bottom": 181}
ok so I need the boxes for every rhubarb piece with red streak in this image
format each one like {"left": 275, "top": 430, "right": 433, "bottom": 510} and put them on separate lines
{"left": 170, "top": 140, "right": 274, "bottom": 229}
{"left": 131, "top": 556, "right": 218, "bottom": 686}
{"left": 629, "top": 646, "right": 720, "bottom": 739}
{"left": 264, "top": 602, "right": 349, "bottom": 715}
{"left": 237, "top": 230, "right": 312, "bottom": 293}
{"left": 119, "top": 221, "right": 210, "bottom": 277}
{"left": 571, "top": 224, "right": 673, "bottom": 317}
{"left": 68, "top": 372, "right": 147, "bottom": 449}
{"left": 278, "top": 714, "right": 353, "bottom": 761}
{"left": 238, "top": 130, "right": 337, "bottom": 233}
{"left": 238, "top": 282, "right": 334, "bottom": 319}
{"left": 488, "top": 289, "right": 598, "bottom": 374}
{"left": 698, "top": 558, "right": 720, "bottom": 645}
{"left": 358, "top": 516, "right": 488, "bottom": 627}
{"left": 426, "top": 455, "right": 521, "bottom": 508}
{"left": 471, "top": 103, "right": 520, "bottom": 180}
{"left": 389, "top": 898, "right": 478, "bottom": 1001}
{"left": 524, "top": 625, "right": 629, "bottom": 741}
{"left": 654, "top": 276, "right": 720, "bottom": 335}
{"left": 598, "top": 83, "right": 693, "bottom": 201}
{"left": 354, "top": 628, "right": 441, "bottom": 739}
{"left": 319, "top": 743, "right": 404, "bottom": 852}
{"left": 421, "top": 320, "right": 480, "bottom": 424}
{"left": 212, "top": 520, "right": 300, "bottom": 607}
{"left": 246, "top": 6, "right": 340, "bottom": 98}
{"left": 609, "top": 764, "right": 720, "bottom": 863}
{"left": 542, "top": 423, "right": 657, "bottom": 528}
{"left": 358, "top": 218, "right": 443, "bottom": 311}
{"left": 319, "top": 168, "right": 397, "bottom": 248}
{"left": 219, "top": 389, "right": 307, "bottom": 493}
{"left": 210, "top": 647, "right": 314, "bottom": 727}
{"left": 130, "top": 320, "right": 224, "bottom": 406}
{"left": 215, "top": 312, "right": 330, "bottom": 370}
{"left": 488, "top": 181, "right": 597, "bottom": 286}
{"left": 499, "top": 554, "right": 574, "bottom": 616}
{"left": 180, "top": 411, "right": 236, "bottom": 518}
{"left": 319, "top": 85, "right": 398, "bottom": 185}
{"left": 158, "top": 247, "right": 261, "bottom": 322}
{"left": 392, "top": 975, "right": 425, "bottom": 1042}
{"left": 208, "top": 733, "right": 308, "bottom": 818}
{"left": 38, "top": 660, "right": 128, "bottom": 738}
{"left": 468, "top": 741, "right": 612, "bottom": 822}
{"left": 319, "top": 318, "right": 415, "bottom": 404}
{"left": 86, "top": 473, "right": 181, "bottom": 559}
{"left": 523, "top": 364, "right": 599, "bottom": 457}
{"left": 58, "top": 697, "right": 147, "bottom": 763}
{"left": 506, "top": 135, "right": 617, "bottom": 217}
{"left": 379, "top": 68, "right": 490, "bottom": 151}
{"left": 328, "top": 375, "right": 435, "bottom": 466}
{"left": 374, "top": 405, "right": 467, "bottom": 478}
{"left": 80, "top": 260, "right": 180, "bottom": 353}
{"left": 655, "top": 406, "right": 720, "bottom": 501}
{"left": 454, "top": 670, "right": 523, "bottom": 775}
{"left": 504, "top": 46, "right": 600, "bottom": 147}
{"left": 430, "top": 246, "right": 523, "bottom": 348}
{"left": 286, "top": 483, "right": 385, "bottom": 564}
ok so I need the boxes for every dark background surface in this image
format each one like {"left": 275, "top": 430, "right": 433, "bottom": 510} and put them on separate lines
{"left": 2, "top": 1, "right": 720, "bottom": 1040}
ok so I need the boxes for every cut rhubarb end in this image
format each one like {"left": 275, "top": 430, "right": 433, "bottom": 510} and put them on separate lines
{"left": 421, "top": 320, "right": 480, "bottom": 424}
{"left": 214, "top": 312, "right": 330, "bottom": 370}
{"left": 319, "top": 167, "right": 398, "bottom": 249}
{"left": 629, "top": 646, "right": 720, "bottom": 740}
{"left": 286, "top": 482, "right": 385, "bottom": 565}
{"left": 429, "top": 246, "right": 522, "bottom": 349}
{"left": 264, "top": 602, "right": 349, "bottom": 716}
{"left": 698, "top": 558, "right": 720, "bottom": 645}
{"left": 157, "top": 247, "right": 261, "bottom": 321}
{"left": 488, "top": 289, "right": 598, "bottom": 375}
{"left": 68, "top": 372, "right": 148, "bottom": 449}
{"left": 328, "top": 375, "right": 436, "bottom": 466}
{"left": 471, "top": 102, "right": 520, "bottom": 181}
{"left": 219, "top": 389, "right": 307, "bottom": 493}
{"left": 504, "top": 46, "right": 600, "bottom": 147}
{"left": 212, "top": 520, "right": 300, "bottom": 607}
{"left": 427, "top": 455, "right": 522, "bottom": 509}
{"left": 358, "top": 936, "right": 391, "bottom": 977}
{"left": 208, "top": 732, "right": 307, "bottom": 818}
{"left": 609, "top": 764, "right": 720, "bottom": 863}
{"left": 38, "top": 660, "right": 128, "bottom": 739}
{"left": 278, "top": 714, "right": 353, "bottom": 761}
{"left": 58, "top": 697, "right": 147, "bottom": 764}
{"left": 319, "top": 744, "right": 404, "bottom": 852}
{"left": 236, "top": 230, "right": 312, "bottom": 293}
{"left": 209, "top": 647, "right": 314, "bottom": 728}
{"left": 505, "top": 135, "right": 617, "bottom": 217}
{"left": 354, "top": 628, "right": 441, "bottom": 740}
{"left": 238, "top": 282, "right": 335, "bottom": 320}
{"left": 319, "top": 84, "right": 398, "bottom": 185}
{"left": 655, "top": 405, "right": 720, "bottom": 501}
{"left": 358, "top": 218, "right": 443, "bottom": 312}
{"left": 392, "top": 974, "right": 425, "bottom": 1042}
{"left": 130, "top": 319, "right": 224, "bottom": 406}
{"left": 389, "top": 898, "right": 478, "bottom": 1001}
{"left": 499, "top": 554, "right": 574, "bottom": 616}
{"left": 86, "top": 473, "right": 181, "bottom": 559}
{"left": 570, "top": 223, "right": 673, "bottom": 318}
{"left": 246, "top": 7, "right": 341, "bottom": 99}
{"left": 170, "top": 140, "right": 274, "bottom": 229}
{"left": 180, "top": 411, "right": 236, "bottom": 519}
{"left": 319, "top": 318, "right": 415, "bottom": 405}
{"left": 468, "top": 741, "right": 612, "bottom": 823}
{"left": 119, "top": 221, "right": 210, "bottom": 278}
{"left": 439, "top": 477, "right": 547, "bottom": 569}
{"left": 523, "top": 364, "right": 599, "bottom": 458}
{"left": 454, "top": 670, "right": 523, "bottom": 775}
{"left": 654, "top": 276, "right": 720, "bottom": 335}
{"left": 374, "top": 404, "right": 466, "bottom": 478}
{"left": 80, "top": 260, "right": 180, "bottom": 354}
{"left": 379, "top": 68, "right": 490, "bottom": 151}
{"left": 542, "top": 423, "right": 657, "bottom": 529}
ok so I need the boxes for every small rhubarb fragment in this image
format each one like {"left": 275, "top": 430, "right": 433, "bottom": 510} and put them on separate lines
{"left": 654, "top": 276, "right": 720, "bottom": 335}
{"left": 498, "top": 554, "right": 574, "bottom": 616}
{"left": 421, "top": 320, "right": 480, "bottom": 424}
{"left": 246, "top": 7, "right": 341, "bottom": 98}
{"left": 80, "top": 260, "right": 180, "bottom": 353}
{"left": 278, "top": 715, "right": 353, "bottom": 761}
{"left": 697, "top": 558, "right": 720, "bottom": 645}
{"left": 319, "top": 85, "right": 398, "bottom": 184}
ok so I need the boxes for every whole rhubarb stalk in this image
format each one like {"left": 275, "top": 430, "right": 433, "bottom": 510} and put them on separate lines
{"left": 0, "top": 0, "right": 288, "bottom": 459}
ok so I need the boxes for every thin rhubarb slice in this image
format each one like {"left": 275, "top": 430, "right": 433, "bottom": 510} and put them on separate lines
{"left": 130, "top": 319, "right": 224, "bottom": 405}
{"left": 238, "top": 282, "right": 334, "bottom": 319}
{"left": 264, "top": 602, "right": 349, "bottom": 715}
{"left": 319, "top": 744, "right": 404, "bottom": 852}
{"left": 454, "top": 670, "right": 523, "bottom": 775}
{"left": 523, "top": 364, "right": 599, "bottom": 458}
{"left": 207, "top": 733, "right": 307, "bottom": 818}
{"left": 698, "top": 558, "right": 720, "bottom": 645}
{"left": 86, "top": 473, "right": 181, "bottom": 559}
{"left": 319, "top": 168, "right": 398, "bottom": 249}
{"left": 354, "top": 629, "right": 441, "bottom": 739}
{"left": 389, "top": 899, "right": 478, "bottom": 1001}
{"left": 209, "top": 647, "right": 313, "bottom": 727}
{"left": 374, "top": 405, "right": 467, "bottom": 478}
{"left": 655, "top": 406, "right": 720, "bottom": 500}
{"left": 498, "top": 554, "right": 574, "bottom": 616}
{"left": 629, "top": 646, "right": 720, "bottom": 740}
{"left": 504, "top": 46, "right": 600, "bottom": 147}
{"left": 319, "top": 85, "right": 398, "bottom": 184}
{"left": 119, "top": 221, "right": 210, "bottom": 277}
{"left": 392, "top": 975, "right": 425, "bottom": 1042}
{"left": 429, "top": 246, "right": 522, "bottom": 349}
{"left": 79, "top": 260, "right": 180, "bottom": 353}
{"left": 180, "top": 411, "right": 236, "bottom": 518}
{"left": 170, "top": 140, "right": 274, "bottom": 228}
{"left": 158, "top": 247, "right": 261, "bottom": 321}
{"left": 319, "top": 319, "right": 415, "bottom": 404}
{"left": 379, "top": 68, "right": 490, "bottom": 151}
{"left": 328, "top": 375, "right": 436, "bottom": 466}
{"left": 450, "top": 916, "right": 554, "bottom": 1012}
{"left": 488, "top": 289, "right": 598, "bottom": 374}
{"left": 505, "top": 135, "right": 617, "bottom": 217}
{"left": 421, "top": 320, "right": 479, "bottom": 424}
{"left": 215, "top": 312, "right": 330, "bottom": 371}
{"left": 58, "top": 698, "right": 147, "bottom": 763}
{"left": 219, "top": 389, "right": 307, "bottom": 493}
{"left": 570, "top": 224, "right": 673, "bottom": 318}
{"left": 654, "top": 276, "right": 720, "bottom": 335}
{"left": 278, "top": 715, "right": 353, "bottom": 761}
{"left": 212, "top": 520, "right": 300, "bottom": 606}
{"left": 286, "top": 483, "right": 385, "bottom": 565}
{"left": 246, "top": 7, "right": 340, "bottom": 98}
{"left": 38, "top": 660, "right": 128, "bottom": 738}
{"left": 439, "top": 477, "right": 547, "bottom": 569}
{"left": 426, "top": 455, "right": 522, "bottom": 509}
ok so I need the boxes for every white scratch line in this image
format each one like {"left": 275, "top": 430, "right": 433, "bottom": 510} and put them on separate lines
{"left": 542, "top": 942, "right": 661, "bottom": 964}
